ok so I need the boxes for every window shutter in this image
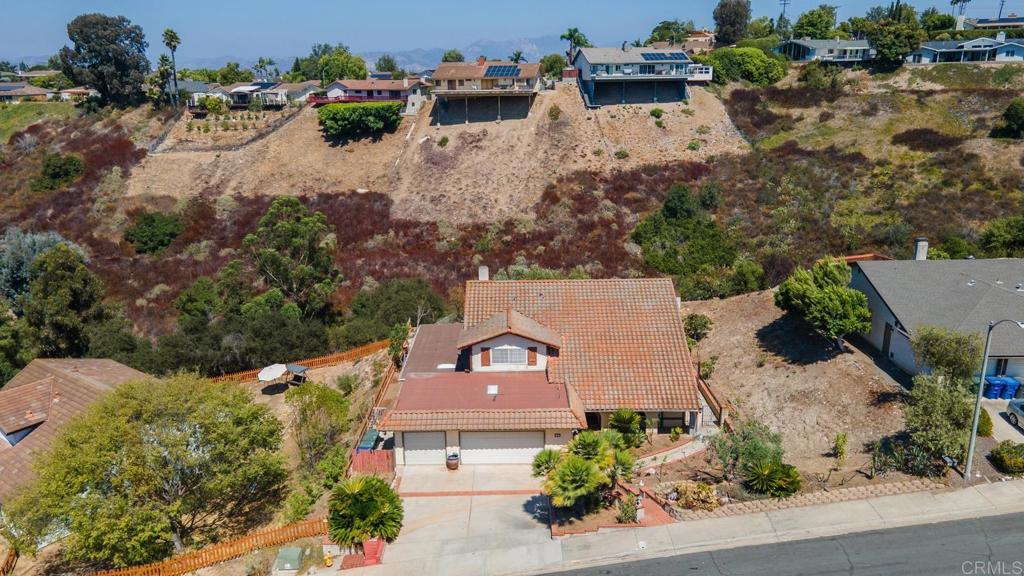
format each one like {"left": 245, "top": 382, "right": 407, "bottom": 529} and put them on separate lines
{"left": 481, "top": 347, "right": 491, "bottom": 367}
{"left": 527, "top": 347, "right": 538, "bottom": 366}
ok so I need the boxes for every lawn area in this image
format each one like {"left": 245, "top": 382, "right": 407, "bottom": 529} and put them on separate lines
{"left": 0, "top": 101, "right": 77, "bottom": 143}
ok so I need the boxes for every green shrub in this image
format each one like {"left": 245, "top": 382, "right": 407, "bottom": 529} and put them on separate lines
{"left": 655, "top": 119, "right": 665, "bottom": 129}
{"left": 318, "top": 101, "right": 403, "bottom": 139}
{"left": 282, "top": 476, "right": 324, "bottom": 523}
{"left": 1004, "top": 97, "right": 1024, "bottom": 137}
{"left": 696, "top": 124, "right": 711, "bottom": 135}
{"left": 185, "top": 121, "right": 193, "bottom": 132}
{"left": 32, "top": 153, "right": 84, "bottom": 191}
{"left": 978, "top": 408, "right": 994, "bottom": 438}
{"left": 676, "top": 480, "right": 719, "bottom": 510}
{"left": 616, "top": 493, "right": 638, "bottom": 523}
{"left": 650, "top": 108, "right": 664, "bottom": 119}
{"left": 694, "top": 47, "right": 785, "bottom": 86}
{"left": 124, "top": 212, "right": 184, "bottom": 254}
{"left": 698, "top": 355, "right": 718, "bottom": 380}
{"left": 317, "top": 445, "right": 349, "bottom": 490}
{"left": 669, "top": 427, "right": 683, "bottom": 442}
{"left": 742, "top": 460, "right": 802, "bottom": 497}
{"left": 202, "top": 122, "right": 210, "bottom": 133}
{"left": 532, "top": 448, "right": 562, "bottom": 477}
{"left": 613, "top": 149, "right": 629, "bottom": 159}
{"left": 798, "top": 61, "right": 845, "bottom": 90}
{"left": 990, "top": 440, "right": 1024, "bottom": 474}
{"left": 437, "top": 135, "right": 449, "bottom": 147}
{"left": 336, "top": 374, "right": 359, "bottom": 395}
{"left": 592, "top": 148, "right": 603, "bottom": 156}
{"left": 548, "top": 104, "right": 562, "bottom": 121}
{"left": 687, "top": 140, "right": 701, "bottom": 151}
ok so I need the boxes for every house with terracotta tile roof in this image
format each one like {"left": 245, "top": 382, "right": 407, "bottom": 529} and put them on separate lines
{"left": 431, "top": 57, "right": 542, "bottom": 124}
{"left": 323, "top": 78, "right": 429, "bottom": 115}
{"left": 0, "top": 358, "right": 146, "bottom": 502}
{"left": 377, "top": 269, "right": 706, "bottom": 466}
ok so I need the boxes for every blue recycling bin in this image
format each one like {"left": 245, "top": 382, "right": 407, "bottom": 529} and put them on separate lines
{"left": 984, "top": 377, "right": 1005, "bottom": 399}
{"left": 1001, "top": 377, "right": 1021, "bottom": 400}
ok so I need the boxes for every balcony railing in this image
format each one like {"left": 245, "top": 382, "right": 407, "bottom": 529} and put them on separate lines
{"left": 592, "top": 65, "right": 713, "bottom": 81}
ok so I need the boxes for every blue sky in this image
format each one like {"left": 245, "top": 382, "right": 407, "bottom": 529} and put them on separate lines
{"left": 1, "top": 0, "right": 1012, "bottom": 64}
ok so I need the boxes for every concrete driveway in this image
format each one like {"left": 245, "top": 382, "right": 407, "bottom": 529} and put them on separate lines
{"left": 361, "top": 493, "right": 560, "bottom": 575}
{"left": 983, "top": 399, "right": 1024, "bottom": 443}
{"left": 397, "top": 464, "right": 541, "bottom": 495}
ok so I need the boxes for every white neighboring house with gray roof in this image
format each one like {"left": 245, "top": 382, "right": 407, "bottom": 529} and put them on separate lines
{"left": 850, "top": 245, "right": 1024, "bottom": 377}
{"left": 905, "top": 33, "right": 1024, "bottom": 64}
{"left": 571, "top": 45, "right": 712, "bottom": 107}
{"left": 775, "top": 38, "right": 876, "bottom": 63}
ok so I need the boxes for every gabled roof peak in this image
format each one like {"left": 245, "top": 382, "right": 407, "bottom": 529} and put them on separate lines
{"left": 456, "top": 308, "right": 562, "bottom": 349}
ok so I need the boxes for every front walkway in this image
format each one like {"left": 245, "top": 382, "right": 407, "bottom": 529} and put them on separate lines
{"left": 396, "top": 464, "right": 541, "bottom": 496}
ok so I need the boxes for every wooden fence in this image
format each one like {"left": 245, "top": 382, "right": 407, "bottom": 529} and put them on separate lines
{"left": 351, "top": 450, "right": 395, "bottom": 476}
{"left": 346, "top": 361, "right": 398, "bottom": 477}
{"left": 697, "top": 377, "right": 729, "bottom": 429}
{"left": 211, "top": 340, "right": 390, "bottom": 383}
{"left": 0, "top": 549, "right": 17, "bottom": 576}
{"left": 89, "top": 518, "right": 329, "bottom": 576}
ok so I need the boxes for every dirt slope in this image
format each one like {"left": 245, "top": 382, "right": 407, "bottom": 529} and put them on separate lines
{"left": 124, "top": 83, "right": 746, "bottom": 223}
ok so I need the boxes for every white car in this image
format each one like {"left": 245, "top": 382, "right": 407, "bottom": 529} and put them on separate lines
{"left": 1006, "top": 399, "right": 1024, "bottom": 428}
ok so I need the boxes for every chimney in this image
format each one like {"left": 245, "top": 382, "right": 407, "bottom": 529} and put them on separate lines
{"left": 478, "top": 265, "right": 489, "bottom": 281}
{"left": 403, "top": 77, "right": 409, "bottom": 88}
{"left": 997, "top": 31, "right": 1007, "bottom": 42}
{"left": 477, "top": 56, "right": 486, "bottom": 66}
{"left": 913, "top": 237, "right": 929, "bottom": 261}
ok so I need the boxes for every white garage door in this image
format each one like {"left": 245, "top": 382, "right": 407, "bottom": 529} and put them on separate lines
{"left": 403, "top": 432, "right": 446, "bottom": 465}
{"left": 460, "top": 431, "right": 545, "bottom": 464}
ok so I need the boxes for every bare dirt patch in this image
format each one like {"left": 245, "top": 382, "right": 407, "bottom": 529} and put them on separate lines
{"left": 684, "top": 290, "right": 906, "bottom": 478}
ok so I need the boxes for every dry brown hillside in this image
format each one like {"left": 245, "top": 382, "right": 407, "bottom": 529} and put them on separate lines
{"left": 125, "top": 83, "right": 746, "bottom": 223}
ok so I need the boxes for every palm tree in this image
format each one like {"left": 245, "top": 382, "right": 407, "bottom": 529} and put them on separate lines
{"left": 545, "top": 455, "right": 607, "bottom": 511}
{"left": 327, "top": 476, "right": 404, "bottom": 548}
{"left": 950, "top": 0, "right": 971, "bottom": 16}
{"left": 608, "top": 408, "right": 645, "bottom": 447}
{"left": 631, "top": 39, "right": 645, "bottom": 48}
{"left": 162, "top": 28, "right": 180, "bottom": 106}
{"left": 156, "top": 54, "right": 174, "bottom": 105}
{"left": 509, "top": 50, "right": 526, "bottom": 63}
{"left": 560, "top": 28, "right": 590, "bottom": 61}
{"left": 254, "top": 57, "right": 277, "bottom": 81}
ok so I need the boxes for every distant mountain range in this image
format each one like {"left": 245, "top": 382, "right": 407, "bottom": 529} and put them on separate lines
{"left": 5, "top": 35, "right": 569, "bottom": 74}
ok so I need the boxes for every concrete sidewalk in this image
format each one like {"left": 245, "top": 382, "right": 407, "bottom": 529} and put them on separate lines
{"left": 348, "top": 479, "right": 1024, "bottom": 576}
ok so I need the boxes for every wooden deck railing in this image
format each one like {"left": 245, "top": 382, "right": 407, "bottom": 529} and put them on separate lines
{"left": 211, "top": 340, "right": 390, "bottom": 383}
{"left": 697, "top": 377, "right": 729, "bottom": 428}
{"left": 88, "top": 518, "right": 329, "bottom": 576}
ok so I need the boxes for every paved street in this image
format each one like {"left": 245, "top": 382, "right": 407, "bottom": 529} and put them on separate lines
{"left": 548, "top": 512, "right": 1024, "bottom": 576}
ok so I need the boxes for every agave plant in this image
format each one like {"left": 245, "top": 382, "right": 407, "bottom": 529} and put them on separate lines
{"left": 327, "top": 476, "right": 404, "bottom": 547}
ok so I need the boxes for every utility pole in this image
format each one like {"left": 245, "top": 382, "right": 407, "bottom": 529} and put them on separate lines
{"left": 779, "top": 0, "right": 791, "bottom": 17}
{"left": 999, "top": 0, "right": 1007, "bottom": 19}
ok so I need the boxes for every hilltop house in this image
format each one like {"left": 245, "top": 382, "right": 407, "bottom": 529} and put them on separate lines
{"left": 774, "top": 38, "right": 876, "bottom": 63}
{"left": 571, "top": 45, "right": 712, "bottom": 107}
{"left": 323, "top": 78, "right": 429, "bottom": 115}
{"left": 958, "top": 14, "right": 1024, "bottom": 30}
{"left": 850, "top": 239, "right": 1024, "bottom": 377}
{"left": 651, "top": 30, "right": 717, "bottom": 55}
{"left": 905, "top": 32, "right": 1024, "bottom": 63}
{"left": 430, "top": 57, "right": 542, "bottom": 124}
{"left": 377, "top": 271, "right": 709, "bottom": 466}
{"left": 0, "top": 83, "right": 52, "bottom": 103}
{"left": 0, "top": 359, "right": 146, "bottom": 502}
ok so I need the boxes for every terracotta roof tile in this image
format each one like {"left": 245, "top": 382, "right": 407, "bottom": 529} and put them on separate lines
{"left": 432, "top": 61, "right": 541, "bottom": 81}
{"left": 380, "top": 409, "right": 583, "bottom": 431}
{"left": 464, "top": 278, "right": 699, "bottom": 411}
{"left": 456, "top": 308, "right": 562, "bottom": 349}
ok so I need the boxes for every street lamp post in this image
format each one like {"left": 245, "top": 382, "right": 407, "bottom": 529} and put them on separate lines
{"left": 964, "top": 319, "right": 1024, "bottom": 483}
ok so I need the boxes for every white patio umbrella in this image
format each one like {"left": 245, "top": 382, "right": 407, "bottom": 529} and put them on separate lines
{"left": 257, "top": 363, "right": 288, "bottom": 383}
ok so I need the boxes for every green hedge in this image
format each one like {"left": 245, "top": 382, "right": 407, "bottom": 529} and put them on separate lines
{"left": 317, "top": 101, "right": 403, "bottom": 139}
{"left": 991, "top": 440, "right": 1024, "bottom": 474}
{"left": 694, "top": 47, "right": 786, "bottom": 86}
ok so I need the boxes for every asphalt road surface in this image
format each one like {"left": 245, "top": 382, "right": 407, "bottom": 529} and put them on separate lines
{"left": 550, "top": 512, "right": 1024, "bottom": 576}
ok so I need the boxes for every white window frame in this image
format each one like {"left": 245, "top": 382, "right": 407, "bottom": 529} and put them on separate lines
{"left": 491, "top": 345, "right": 527, "bottom": 366}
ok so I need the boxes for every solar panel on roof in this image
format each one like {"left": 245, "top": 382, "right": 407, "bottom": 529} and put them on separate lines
{"left": 484, "top": 65, "right": 521, "bottom": 78}
{"left": 669, "top": 52, "right": 688, "bottom": 59}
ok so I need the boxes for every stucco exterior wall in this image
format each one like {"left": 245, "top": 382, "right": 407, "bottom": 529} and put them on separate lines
{"left": 471, "top": 334, "right": 549, "bottom": 372}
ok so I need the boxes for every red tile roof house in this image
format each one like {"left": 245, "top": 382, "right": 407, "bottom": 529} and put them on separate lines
{"left": 0, "top": 359, "right": 146, "bottom": 502}
{"left": 377, "top": 270, "right": 706, "bottom": 466}
{"left": 323, "top": 78, "right": 429, "bottom": 115}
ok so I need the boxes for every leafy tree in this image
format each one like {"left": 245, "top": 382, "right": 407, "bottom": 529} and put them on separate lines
{"left": 327, "top": 476, "right": 404, "bottom": 546}
{"left": 341, "top": 279, "right": 445, "bottom": 346}
{"left": 774, "top": 257, "right": 870, "bottom": 349}
{"left": 124, "top": 212, "right": 183, "bottom": 254}
{"left": 214, "top": 62, "right": 253, "bottom": 84}
{"left": 867, "top": 19, "right": 924, "bottom": 65}
{"left": 442, "top": 49, "right": 465, "bottom": 63}
{"left": 0, "top": 228, "right": 82, "bottom": 311}
{"left": 58, "top": 13, "right": 150, "bottom": 104}
{"left": 253, "top": 56, "right": 277, "bottom": 80}
{"left": 920, "top": 7, "right": 956, "bottom": 31}
{"left": 1, "top": 374, "right": 287, "bottom": 566}
{"left": 544, "top": 454, "right": 606, "bottom": 510}
{"left": 0, "top": 306, "right": 28, "bottom": 386}
{"left": 776, "top": 13, "right": 793, "bottom": 37}
{"left": 375, "top": 54, "right": 399, "bottom": 73}
{"left": 32, "top": 152, "right": 84, "bottom": 191}
{"left": 559, "top": 28, "right": 592, "bottom": 60}
{"left": 317, "top": 50, "right": 367, "bottom": 82}
{"left": 694, "top": 47, "right": 785, "bottom": 85}
{"left": 242, "top": 197, "right": 340, "bottom": 318}
{"left": 286, "top": 381, "right": 349, "bottom": 473}
{"left": 23, "top": 244, "right": 109, "bottom": 358}
{"left": 162, "top": 29, "right": 181, "bottom": 106}
{"left": 318, "top": 101, "right": 403, "bottom": 139}
{"left": 684, "top": 313, "right": 713, "bottom": 344}
{"left": 793, "top": 5, "right": 837, "bottom": 39}
{"left": 904, "top": 372, "right": 973, "bottom": 462}
{"left": 911, "top": 326, "right": 983, "bottom": 384}
{"left": 747, "top": 16, "right": 776, "bottom": 39}
{"left": 1003, "top": 98, "right": 1024, "bottom": 138}
{"left": 509, "top": 50, "right": 526, "bottom": 63}
{"left": 713, "top": 0, "right": 752, "bottom": 45}
{"left": 539, "top": 53, "right": 567, "bottom": 78}
{"left": 647, "top": 19, "right": 697, "bottom": 44}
